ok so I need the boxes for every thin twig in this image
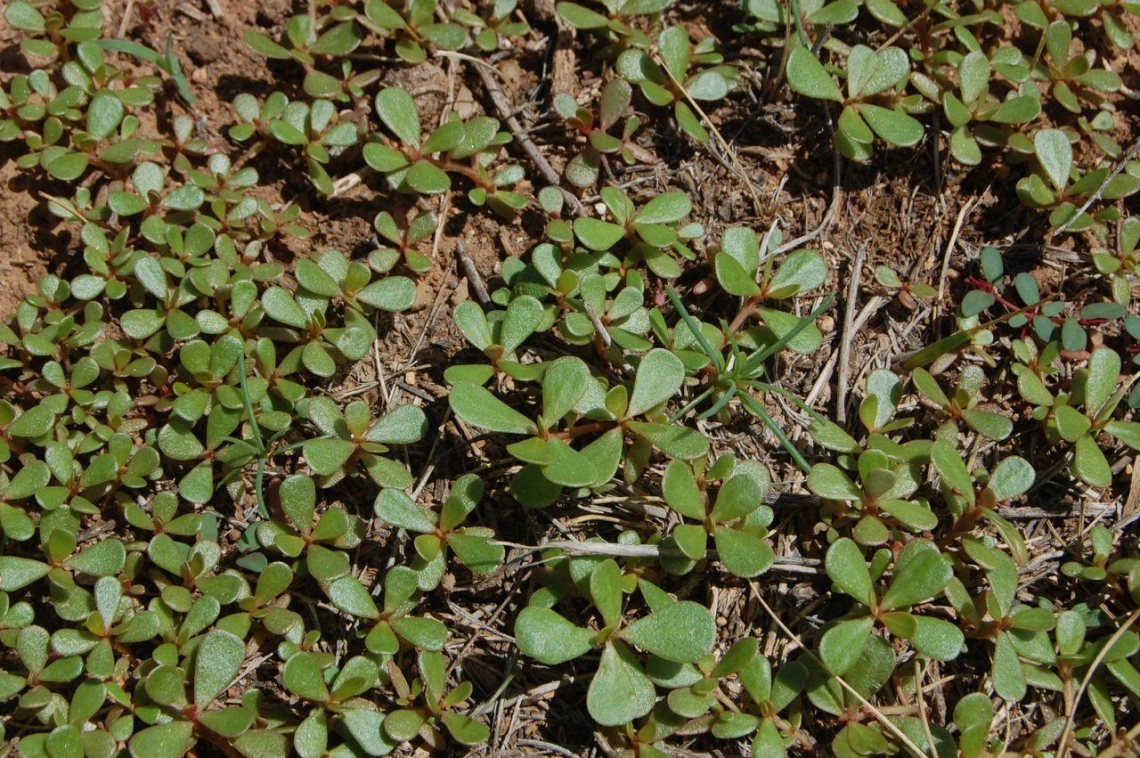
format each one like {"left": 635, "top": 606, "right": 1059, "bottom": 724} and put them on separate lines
{"left": 749, "top": 583, "right": 929, "bottom": 758}
{"left": 434, "top": 49, "right": 511, "bottom": 79}
{"left": 1056, "top": 608, "right": 1140, "bottom": 758}
{"left": 492, "top": 539, "right": 821, "bottom": 574}
{"left": 430, "top": 191, "right": 451, "bottom": 269}
{"left": 77, "top": 519, "right": 118, "bottom": 543}
{"left": 804, "top": 295, "right": 885, "bottom": 408}
{"left": 914, "top": 660, "right": 939, "bottom": 758}
{"left": 118, "top": 0, "right": 135, "bottom": 37}
{"left": 399, "top": 259, "right": 453, "bottom": 375}
{"left": 934, "top": 199, "right": 975, "bottom": 329}
{"left": 652, "top": 53, "right": 764, "bottom": 215}
{"left": 1096, "top": 717, "right": 1140, "bottom": 758}
{"left": 471, "top": 63, "right": 584, "bottom": 216}
{"left": 1053, "top": 139, "right": 1140, "bottom": 236}
{"left": 836, "top": 243, "right": 869, "bottom": 424}
{"left": 493, "top": 677, "right": 581, "bottom": 712}
{"left": 517, "top": 739, "right": 581, "bottom": 758}
{"left": 768, "top": 107, "right": 843, "bottom": 257}
{"left": 582, "top": 302, "right": 612, "bottom": 349}
{"left": 456, "top": 240, "right": 490, "bottom": 305}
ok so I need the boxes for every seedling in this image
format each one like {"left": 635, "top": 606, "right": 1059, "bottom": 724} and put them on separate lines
{"left": 453, "top": 0, "right": 529, "bottom": 52}
{"left": 933, "top": 51, "right": 1041, "bottom": 166}
{"left": 659, "top": 456, "right": 776, "bottom": 578}
{"left": 554, "top": 79, "right": 654, "bottom": 188}
{"left": 912, "top": 365, "right": 1013, "bottom": 441}
{"left": 299, "top": 396, "right": 426, "bottom": 488}
{"left": 556, "top": 0, "right": 672, "bottom": 49}
{"left": 820, "top": 538, "right": 962, "bottom": 675}
{"left": 373, "top": 474, "right": 504, "bottom": 588}
{"left": 448, "top": 351, "right": 708, "bottom": 507}
{"left": 873, "top": 265, "right": 936, "bottom": 309}
{"left": 364, "top": 87, "right": 526, "bottom": 215}
{"left": 230, "top": 92, "right": 360, "bottom": 195}
{"left": 515, "top": 561, "right": 716, "bottom": 726}
{"left": 615, "top": 26, "right": 738, "bottom": 144}
{"left": 786, "top": 44, "right": 923, "bottom": 161}
{"left": 1016, "top": 128, "right": 1140, "bottom": 231}
{"left": 1012, "top": 346, "right": 1140, "bottom": 487}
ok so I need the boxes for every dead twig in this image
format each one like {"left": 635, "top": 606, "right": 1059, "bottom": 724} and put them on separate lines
{"left": 749, "top": 583, "right": 929, "bottom": 758}
{"left": 456, "top": 239, "right": 491, "bottom": 305}
{"left": 492, "top": 539, "right": 821, "bottom": 574}
{"left": 472, "top": 63, "right": 584, "bottom": 216}
{"left": 1056, "top": 608, "right": 1140, "bottom": 758}
{"left": 1053, "top": 139, "right": 1140, "bottom": 236}
{"left": 517, "top": 739, "right": 581, "bottom": 758}
{"left": 652, "top": 53, "right": 764, "bottom": 215}
{"left": 934, "top": 199, "right": 976, "bottom": 330}
{"left": 836, "top": 243, "right": 869, "bottom": 424}
{"left": 117, "top": 0, "right": 135, "bottom": 37}
{"left": 768, "top": 107, "right": 844, "bottom": 258}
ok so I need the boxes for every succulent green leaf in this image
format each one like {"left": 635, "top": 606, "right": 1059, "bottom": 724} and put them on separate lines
{"left": 768, "top": 250, "right": 827, "bottom": 299}
{"left": 992, "top": 631, "right": 1027, "bottom": 701}
{"left": 881, "top": 539, "right": 952, "bottom": 610}
{"left": 714, "top": 527, "right": 775, "bottom": 578}
{"left": 662, "top": 461, "right": 705, "bottom": 520}
{"left": 820, "top": 617, "right": 874, "bottom": 675}
{"left": 283, "top": 652, "right": 330, "bottom": 703}
{"left": 808, "top": 464, "right": 861, "bottom": 501}
{"left": 449, "top": 383, "right": 538, "bottom": 435}
{"left": 542, "top": 357, "right": 591, "bottom": 428}
{"left": 1073, "top": 433, "right": 1112, "bottom": 487}
{"left": 375, "top": 87, "right": 420, "bottom": 147}
{"left": 374, "top": 489, "right": 435, "bottom": 533}
{"left": 987, "top": 456, "right": 1034, "bottom": 502}
{"left": 9, "top": 404, "right": 56, "bottom": 438}
{"left": 590, "top": 559, "right": 624, "bottom": 629}
{"left": 64, "top": 539, "right": 125, "bottom": 577}
{"left": 515, "top": 607, "right": 594, "bottom": 664}
{"left": 859, "top": 104, "right": 923, "bottom": 147}
{"left": 261, "top": 287, "right": 308, "bottom": 329}
{"left": 87, "top": 92, "right": 125, "bottom": 142}
{"left": 129, "top": 722, "right": 194, "bottom": 758}
{"left": 825, "top": 538, "right": 873, "bottom": 604}
{"left": 366, "top": 404, "right": 427, "bottom": 444}
{"left": 1035, "top": 128, "right": 1072, "bottom": 192}
{"left": 327, "top": 576, "right": 379, "bottom": 619}
{"left": 1085, "top": 347, "right": 1121, "bottom": 416}
{"left": 787, "top": 46, "right": 842, "bottom": 102}
{"left": 574, "top": 217, "right": 627, "bottom": 251}
{"left": 0, "top": 556, "right": 49, "bottom": 591}
{"left": 635, "top": 191, "right": 691, "bottom": 225}
{"left": 627, "top": 349, "right": 684, "bottom": 417}
{"left": 4, "top": 2, "right": 46, "bottom": 32}
{"left": 293, "top": 711, "right": 328, "bottom": 758}
{"left": 588, "top": 641, "right": 656, "bottom": 726}
{"left": 356, "top": 277, "right": 416, "bottom": 312}
{"left": 622, "top": 601, "right": 715, "bottom": 662}
{"left": 194, "top": 630, "right": 245, "bottom": 708}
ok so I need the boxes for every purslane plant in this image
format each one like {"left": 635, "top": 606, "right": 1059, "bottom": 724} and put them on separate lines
{"left": 365, "top": 87, "right": 526, "bottom": 215}
{"left": 448, "top": 350, "right": 708, "bottom": 506}
{"left": 516, "top": 559, "right": 717, "bottom": 726}
{"left": 3, "top": 0, "right": 1140, "bottom": 754}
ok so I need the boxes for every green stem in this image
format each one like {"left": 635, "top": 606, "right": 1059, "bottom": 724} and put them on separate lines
{"left": 741, "top": 393, "right": 812, "bottom": 473}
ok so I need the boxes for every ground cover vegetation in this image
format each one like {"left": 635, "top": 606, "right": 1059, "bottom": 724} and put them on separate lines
{"left": 0, "top": 0, "right": 1139, "bottom": 755}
